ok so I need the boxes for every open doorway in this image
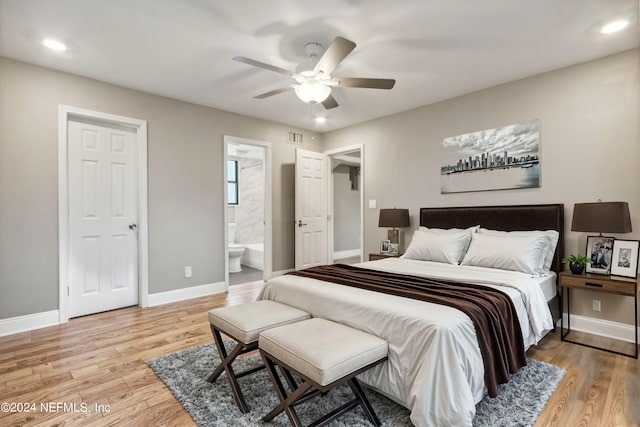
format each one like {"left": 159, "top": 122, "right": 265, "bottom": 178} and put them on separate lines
{"left": 327, "top": 145, "right": 363, "bottom": 264}
{"left": 224, "top": 136, "right": 272, "bottom": 286}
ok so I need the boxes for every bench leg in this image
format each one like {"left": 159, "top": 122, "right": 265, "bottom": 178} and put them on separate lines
{"left": 208, "top": 326, "right": 236, "bottom": 382}
{"left": 280, "top": 364, "right": 299, "bottom": 391}
{"left": 348, "top": 378, "right": 381, "bottom": 427}
{"left": 208, "top": 325, "right": 252, "bottom": 413}
{"left": 261, "top": 353, "right": 310, "bottom": 426}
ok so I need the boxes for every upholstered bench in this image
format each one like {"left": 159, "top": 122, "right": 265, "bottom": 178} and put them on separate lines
{"left": 207, "top": 300, "right": 311, "bottom": 413}
{"left": 259, "top": 317, "right": 388, "bottom": 427}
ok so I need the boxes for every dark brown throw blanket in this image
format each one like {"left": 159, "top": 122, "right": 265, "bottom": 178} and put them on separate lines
{"left": 288, "top": 264, "right": 526, "bottom": 397}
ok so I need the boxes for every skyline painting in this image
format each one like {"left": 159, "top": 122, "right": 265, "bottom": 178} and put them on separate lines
{"left": 440, "top": 119, "right": 540, "bottom": 194}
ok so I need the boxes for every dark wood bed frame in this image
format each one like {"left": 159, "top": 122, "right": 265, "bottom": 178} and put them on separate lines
{"left": 419, "top": 204, "right": 564, "bottom": 325}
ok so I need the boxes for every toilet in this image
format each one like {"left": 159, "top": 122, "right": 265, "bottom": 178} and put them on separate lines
{"left": 228, "top": 223, "right": 245, "bottom": 273}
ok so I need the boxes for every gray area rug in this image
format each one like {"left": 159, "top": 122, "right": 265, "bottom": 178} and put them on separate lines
{"left": 148, "top": 343, "right": 565, "bottom": 427}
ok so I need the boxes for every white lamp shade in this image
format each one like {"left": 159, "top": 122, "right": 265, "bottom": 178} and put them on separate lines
{"left": 294, "top": 83, "right": 331, "bottom": 103}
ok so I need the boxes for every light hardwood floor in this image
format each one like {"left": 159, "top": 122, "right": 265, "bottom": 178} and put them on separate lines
{"left": 1, "top": 281, "right": 638, "bottom": 426}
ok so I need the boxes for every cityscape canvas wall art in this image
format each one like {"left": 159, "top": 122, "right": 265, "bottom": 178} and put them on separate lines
{"left": 440, "top": 119, "right": 540, "bottom": 194}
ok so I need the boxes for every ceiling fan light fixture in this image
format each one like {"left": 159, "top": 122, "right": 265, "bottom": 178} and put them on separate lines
{"left": 234, "top": 36, "right": 394, "bottom": 111}
{"left": 295, "top": 82, "right": 331, "bottom": 104}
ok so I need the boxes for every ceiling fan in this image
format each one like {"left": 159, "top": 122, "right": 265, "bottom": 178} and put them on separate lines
{"left": 233, "top": 37, "right": 396, "bottom": 110}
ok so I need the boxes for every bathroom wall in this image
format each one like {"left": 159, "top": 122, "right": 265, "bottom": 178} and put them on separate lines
{"left": 234, "top": 157, "right": 265, "bottom": 244}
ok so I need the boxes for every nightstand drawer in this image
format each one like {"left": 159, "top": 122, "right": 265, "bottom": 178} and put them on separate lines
{"left": 559, "top": 272, "right": 637, "bottom": 296}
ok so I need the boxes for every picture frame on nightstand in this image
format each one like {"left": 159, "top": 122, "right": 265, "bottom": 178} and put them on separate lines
{"left": 380, "top": 239, "right": 390, "bottom": 253}
{"left": 585, "top": 235, "right": 614, "bottom": 275}
{"left": 610, "top": 239, "right": 639, "bottom": 278}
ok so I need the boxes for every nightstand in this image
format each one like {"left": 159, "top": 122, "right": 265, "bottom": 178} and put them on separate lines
{"left": 558, "top": 270, "right": 638, "bottom": 358}
{"left": 369, "top": 253, "right": 402, "bottom": 261}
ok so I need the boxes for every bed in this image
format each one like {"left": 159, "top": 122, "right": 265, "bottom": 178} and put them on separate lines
{"left": 259, "top": 204, "right": 564, "bottom": 427}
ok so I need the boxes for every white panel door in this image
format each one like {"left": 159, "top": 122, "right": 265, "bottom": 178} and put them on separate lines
{"left": 295, "top": 148, "right": 328, "bottom": 269}
{"left": 68, "top": 119, "right": 138, "bottom": 317}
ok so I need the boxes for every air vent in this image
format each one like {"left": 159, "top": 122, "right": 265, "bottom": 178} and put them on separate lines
{"left": 287, "top": 131, "right": 303, "bottom": 145}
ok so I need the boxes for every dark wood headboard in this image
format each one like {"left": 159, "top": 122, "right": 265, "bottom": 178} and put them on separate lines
{"left": 420, "top": 204, "right": 564, "bottom": 273}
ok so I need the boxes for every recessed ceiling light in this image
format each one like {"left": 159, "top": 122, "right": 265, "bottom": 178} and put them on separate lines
{"left": 600, "top": 19, "right": 630, "bottom": 34}
{"left": 42, "top": 38, "right": 67, "bottom": 51}
{"left": 314, "top": 116, "right": 327, "bottom": 124}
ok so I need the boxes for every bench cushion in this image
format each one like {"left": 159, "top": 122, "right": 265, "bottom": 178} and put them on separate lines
{"left": 259, "top": 318, "right": 388, "bottom": 386}
{"left": 208, "top": 300, "right": 310, "bottom": 344}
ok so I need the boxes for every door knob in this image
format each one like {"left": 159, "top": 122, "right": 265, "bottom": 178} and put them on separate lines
{"left": 298, "top": 220, "right": 308, "bottom": 227}
{"left": 129, "top": 223, "right": 137, "bottom": 230}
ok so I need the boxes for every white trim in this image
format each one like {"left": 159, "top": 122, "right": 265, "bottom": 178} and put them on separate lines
{"left": 561, "top": 313, "right": 639, "bottom": 343}
{"left": 147, "top": 282, "right": 227, "bottom": 307}
{"left": 223, "top": 141, "right": 230, "bottom": 286}
{"left": 325, "top": 144, "right": 364, "bottom": 264}
{"left": 58, "top": 105, "right": 149, "bottom": 323}
{"left": 0, "top": 311, "right": 60, "bottom": 337}
{"left": 333, "top": 249, "right": 361, "bottom": 260}
{"left": 223, "top": 136, "right": 273, "bottom": 286}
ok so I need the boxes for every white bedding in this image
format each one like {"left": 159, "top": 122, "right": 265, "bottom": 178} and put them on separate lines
{"left": 258, "top": 258, "right": 555, "bottom": 427}
{"left": 538, "top": 273, "right": 557, "bottom": 302}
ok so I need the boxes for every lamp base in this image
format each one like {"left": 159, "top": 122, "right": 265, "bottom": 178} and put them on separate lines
{"left": 388, "top": 229, "right": 399, "bottom": 244}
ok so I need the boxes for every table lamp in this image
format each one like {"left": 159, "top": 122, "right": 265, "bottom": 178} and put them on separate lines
{"left": 571, "top": 201, "right": 632, "bottom": 235}
{"left": 378, "top": 208, "right": 410, "bottom": 244}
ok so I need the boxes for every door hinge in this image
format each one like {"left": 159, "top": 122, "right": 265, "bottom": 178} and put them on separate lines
{"left": 67, "top": 286, "right": 70, "bottom": 296}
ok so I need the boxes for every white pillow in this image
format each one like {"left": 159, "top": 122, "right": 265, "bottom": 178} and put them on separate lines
{"left": 401, "top": 229, "right": 471, "bottom": 264}
{"left": 478, "top": 228, "right": 559, "bottom": 271}
{"left": 460, "top": 232, "right": 548, "bottom": 274}
{"left": 418, "top": 225, "right": 479, "bottom": 262}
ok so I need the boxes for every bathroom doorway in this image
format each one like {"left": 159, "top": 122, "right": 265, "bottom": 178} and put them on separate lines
{"left": 224, "top": 136, "right": 272, "bottom": 286}
{"left": 327, "top": 145, "right": 363, "bottom": 264}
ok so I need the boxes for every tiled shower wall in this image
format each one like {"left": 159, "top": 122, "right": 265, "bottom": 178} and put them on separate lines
{"left": 230, "top": 157, "right": 265, "bottom": 244}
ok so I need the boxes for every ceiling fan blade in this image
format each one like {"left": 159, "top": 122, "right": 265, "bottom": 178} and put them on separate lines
{"left": 321, "top": 94, "right": 339, "bottom": 110}
{"left": 335, "top": 77, "right": 396, "bottom": 89}
{"left": 254, "top": 86, "right": 293, "bottom": 99}
{"left": 233, "top": 56, "right": 294, "bottom": 77}
{"left": 313, "top": 37, "right": 356, "bottom": 76}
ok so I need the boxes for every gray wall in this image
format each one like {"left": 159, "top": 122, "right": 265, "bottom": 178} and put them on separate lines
{"left": 2, "top": 50, "right": 638, "bottom": 327}
{"left": 324, "top": 49, "right": 640, "bottom": 326}
{"left": 0, "top": 57, "right": 322, "bottom": 319}
{"left": 333, "top": 165, "right": 360, "bottom": 252}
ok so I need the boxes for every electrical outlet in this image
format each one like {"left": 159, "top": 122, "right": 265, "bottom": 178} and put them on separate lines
{"left": 592, "top": 300, "right": 601, "bottom": 311}
{"left": 184, "top": 266, "right": 192, "bottom": 278}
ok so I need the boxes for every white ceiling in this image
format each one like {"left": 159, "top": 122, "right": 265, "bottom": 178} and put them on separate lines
{"left": 1, "top": 0, "right": 638, "bottom": 132}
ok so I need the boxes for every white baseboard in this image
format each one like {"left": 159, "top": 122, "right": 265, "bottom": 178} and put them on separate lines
{"left": 0, "top": 282, "right": 228, "bottom": 337}
{"left": 147, "top": 281, "right": 227, "bottom": 307}
{"left": 333, "top": 249, "right": 361, "bottom": 260}
{"left": 0, "top": 310, "right": 60, "bottom": 337}
{"left": 561, "top": 313, "right": 639, "bottom": 343}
